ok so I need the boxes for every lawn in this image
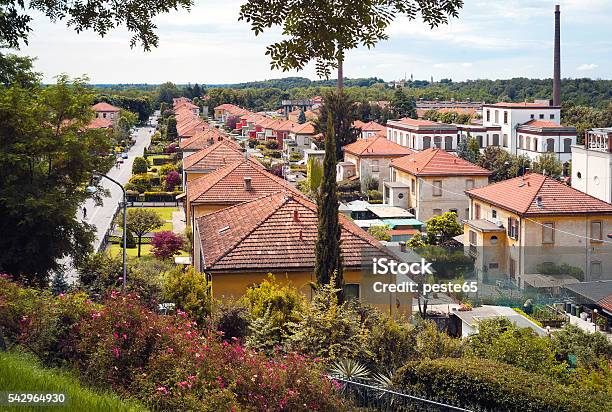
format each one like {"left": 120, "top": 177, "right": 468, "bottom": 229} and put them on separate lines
{"left": 115, "top": 207, "right": 177, "bottom": 232}
{"left": 0, "top": 351, "right": 147, "bottom": 412}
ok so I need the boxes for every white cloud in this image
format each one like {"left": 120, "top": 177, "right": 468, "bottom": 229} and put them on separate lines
{"left": 577, "top": 63, "right": 599, "bottom": 71}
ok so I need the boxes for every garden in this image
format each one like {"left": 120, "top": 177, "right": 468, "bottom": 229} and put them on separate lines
{"left": 1, "top": 271, "right": 610, "bottom": 411}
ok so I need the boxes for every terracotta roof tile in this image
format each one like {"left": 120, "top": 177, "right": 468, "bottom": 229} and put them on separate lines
{"left": 87, "top": 117, "right": 114, "bottom": 129}
{"left": 466, "top": 173, "right": 612, "bottom": 216}
{"left": 92, "top": 102, "right": 120, "bottom": 112}
{"left": 196, "top": 192, "right": 393, "bottom": 271}
{"left": 391, "top": 148, "right": 491, "bottom": 176}
{"left": 183, "top": 139, "right": 244, "bottom": 172}
{"left": 180, "top": 129, "right": 226, "bottom": 151}
{"left": 290, "top": 121, "right": 316, "bottom": 134}
{"left": 344, "top": 135, "right": 415, "bottom": 157}
{"left": 188, "top": 158, "right": 302, "bottom": 204}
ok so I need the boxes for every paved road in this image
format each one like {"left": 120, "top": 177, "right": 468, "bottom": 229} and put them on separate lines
{"left": 63, "top": 120, "right": 156, "bottom": 282}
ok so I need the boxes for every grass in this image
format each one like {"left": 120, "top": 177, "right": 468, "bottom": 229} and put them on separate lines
{"left": 115, "top": 207, "right": 177, "bottom": 232}
{"left": 0, "top": 351, "right": 147, "bottom": 412}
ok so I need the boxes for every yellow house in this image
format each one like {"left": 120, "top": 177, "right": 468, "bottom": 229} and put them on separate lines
{"left": 194, "top": 192, "right": 415, "bottom": 318}
{"left": 182, "top": 139, "right": 245, "bottom": 191}
{"left": 384, "top": 148, "right": 491, "bottom": 222}
{"left": 463, "top": 173, "right": 612, "bottom": 286}
{"left": 185, "top": 157, "right": 302, "bottom": 223}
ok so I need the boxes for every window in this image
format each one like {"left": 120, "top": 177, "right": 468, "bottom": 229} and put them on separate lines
{"left": 590, "top": 262, "right": 603, "bottom": 279}
{"left": 539, "top": 114, "right": 545, "bottom": 119}
{"left": 433, "top": 209, "right": 443, "bottom": 216}
{"left": 394, "top": 131, "right": 398, "bottom": 142}
{"left": 432, "top": 180, "right": 442, "bottom": 197}
{"left": 563, "top": 138, "right": 572, "bottom": 153}
{"left": 445, "top": 136, "right": 453, "bottom": 150}
{"left": 492, "top": 134, "right": 500, "bottom": 146}
{"left": 422, "top": 136, "right": 431, "bottom": 149}
{"left": 533, "top": 138, "right": 538, "bottom": 151}
{"left": 591, "top": 221, "right": 603, "bottom": 242}
{"left": 486, "top": 110, "right": 490, "bottom": 122}
{"left": 494, "top": 110, "right": 499, "bottom": 124}
{"left": 577, "top": 172, "right": 582, "bottom": 179}
{"left": 518, "top": 135, "right": 524, "bottom": 149}
{"left": 475, "top": 204, "right": 481, "bottom": 220}
{"left": 542, "top": 222, "right": 555, "bottom": 244}
{"left": 509, "top": 258, "right": 516, "bottom": 279}
{"left": 546, "top": 138, "right": 555, "bottom": 152}
{"left": 434, "top": 136, "right": 442, "bottom": 149}
{"left": 450, "top": 208, "right": 458, "bottom": 216}
{"left": 412, "top": 136, "right": 416, "bottom": 148}
{"left": 490, "top": 235, "right": 498, "bottom": 245}
{"left": 465, "top": 208, "right": 470, "bottom": 219}
{"left": 526, "top": 136, "right": 531, "bottom": 150}
{"left": 489, "top": 262, "right": 499, "bottom": 269}
{"left": 469, "top": 230, "right": 477, "bottom": 246}
{"left": 398, "top": 193, "right": 404, "bottom": 199}
{"left": 503, "top": 134, "right": 508, "bottom": 147}
{"left": 411, "top": 178, "right": 416, "bottom": 194}
{"left": 466, "top": 179, "right": 475, "bottom": 190}
{"left": 477, "top": 135, "right": 483, "bottom": 148}
{"left": 530, "top": 114, "right": 535, "bottom": 119}
{"left": 550, "top": 114, "right": 555, "bottom": 120}
{"left": 103, "top": 113, "right": 107, "bottom": 118}
{"left": 492, "top": 210, "right": 497, "bottom": 219}
{"left": 503, "top": 111, "right": 508, "bottom": 124}
{"left": 507, "top": 218, "right": 519, "bottom": 240}
{"left": 343, "top": 284, "right": 360, "bottom": 301}
{"left": 371, "top": 160, "right": 379, "bottom": 173}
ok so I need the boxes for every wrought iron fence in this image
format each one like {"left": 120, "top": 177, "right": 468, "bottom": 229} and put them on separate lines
{"left": 331, "top": 377, "right": 473, "bottom": 412}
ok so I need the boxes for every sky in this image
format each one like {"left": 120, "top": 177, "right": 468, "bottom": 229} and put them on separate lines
{"left": 15, "top": 0, "right": 612, "bottom": 84}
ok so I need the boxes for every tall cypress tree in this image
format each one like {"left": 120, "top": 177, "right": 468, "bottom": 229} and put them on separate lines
{"left": 314, "top": 111, "right": 343, "bottom": 301}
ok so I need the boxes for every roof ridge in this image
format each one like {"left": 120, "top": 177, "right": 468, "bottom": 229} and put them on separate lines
{"left": 188, "top": 160, "right": 243, "bottom": 201}
{"left": 419, "top": 148, "right": 440, "bottom": 172}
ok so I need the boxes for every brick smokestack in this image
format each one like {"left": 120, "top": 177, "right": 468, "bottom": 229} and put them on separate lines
{"left": 553, "top": 4, "right": 561, "bottom": 106}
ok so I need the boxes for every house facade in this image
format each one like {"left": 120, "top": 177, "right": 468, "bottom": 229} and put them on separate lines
{"left": 571, "top": 128, "right": 612, "bottom": 204}
{"left": 91, "top": 102, "right": 121, "bottom": 126}
{"left": 386, "top": 118, "right": 458, "bottom": 151}
{"left": 384, "top": 148, "right": 491, "bottom": 221}
{"left": 463, "top": 173, "right": 612, "bottom": 284}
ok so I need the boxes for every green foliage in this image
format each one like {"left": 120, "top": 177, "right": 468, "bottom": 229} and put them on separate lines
{"left": 124, "top": 229, "right": 136, "bottom": 249}
{"left": 314, "top": 92, "right": 360, "bottom": 158}
{"left": 368, "top": 225, "right": 391, "bottom": 241}
{"left": 362, "top": 316, "right": 418, "bottom": 370}
{"left": 297, "top": 109, "right": 306, "bottom": 124}
{"left": 131, "top": 157, "right": 149, "bottom": 174}
{"left": 124, "top": 208, "right": 164, "bottom": 257}
{"left": 128, "top": 173, "right": 152, "bottom": 193}
{"left": 0, "top": 352, "right": 147, "bottom": 411}
{"left": 391, "top": 87, "right": 416, "bottom": 118}
{"left": 424, "top": 212, "right": 462, "bottom": 245}
{"left": 536, "top": 262, "right": 584, "bottom": 280}
{"left": 0, "top": 53, "right": 41, "bottom": 88}
{"left": 551, "top": 324, "right": 612, "bottom": 370}
{"left": 394, "top": 357, "right": 608, "bottom": 412}
{"left": 162, "top": 268, "right": 213, "bottom": 325}
{"left": 0, "top": 74, "right": 114, "bottom": 285}
{"left": 532, "top": 152, "right": 563, "bottom": 179}
{"left": 414, "top": 319, "right": 463, "bottom": 359}
{"left": 306, "top": 157, "right": 324, "bottom": 194}
{"left": 50, "top": 272, "right": 69, "bottom": 295}
{"left": 215, "top": 303, "right": 250, "bottom": 343}
{"left": 406, "top": 232, "right": 426, "bottom": 248}
{"left": 286, "top": 278, "right": 366, "bottom": 364}
{"left": 466, "top": 136, "right": 481, "bottom": 164}
{"left": 466, "top": 318, "right": 566, "bottom": 378}
{"left": 314, "top": 112, "right": 343, "bottom": 292}
{"left": 245, "top": 305, "right": 282, "bottom": 355}
{"left": 166, "top": 116, "right": 178, "bottom": 140}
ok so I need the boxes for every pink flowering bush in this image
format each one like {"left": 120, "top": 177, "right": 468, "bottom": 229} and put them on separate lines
{"left": 163, "top": 170, "right": 181, "bottom": 191}
{"left": 0, "top": 278, "right": 348, "bottom": 411}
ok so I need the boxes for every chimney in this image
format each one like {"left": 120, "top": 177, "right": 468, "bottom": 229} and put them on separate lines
{"left": 244, "top": 176, "right": 252, "bottom": 191}
{"left": 293, "top": 209, "right": 299, "bottom": 222}
{"left": 399, "top": 241, "right": 407, "bottom": 252}
{"left": 553, "top": 5, "right": 561, "bottom": 106}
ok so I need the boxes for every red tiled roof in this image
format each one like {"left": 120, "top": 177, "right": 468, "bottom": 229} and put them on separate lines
{"left": 273, "top": 120, "right": 298, "bottom": 132}
{"left": 466, "top": 173, "right": 612, "bottom": 216}
{"left": 354, "top": 120, "right": 385, "bottom": 132}
{"left": 183, "top": 139, "right": 244, "bottom": 172}
{"left": 92, "top": 102, "right": 120, "bottom": 112}
{"left": 195, "top": 192, "right": 392, "bottom": 272}
{"left": 290, "top": 122, "right": 316, "bottom": 134}
{"left": 486, "top": 102, "right": 557, "bottom": 108}
{"left": 391, "top": 148, "right": 492, "bottom": 177}
{"left": 188, "top": 158, "right": 301, "bottom": 204}
{"left": 87, "top": 117, "right": 114, "bottom": 129}
{"left": 180, "top": 129, "right": 226, "bottom": 151}
{"left": 597, "top": 295, "right": 612, "bottom": 313}
{"left": 344, "top": 135, "right": 415, "bottom": 157}
{"left": 521, "top": 120, "right": 561, "bottom": 128}
{"left": 396, "top": 118, "right": 443, "bottom": 127}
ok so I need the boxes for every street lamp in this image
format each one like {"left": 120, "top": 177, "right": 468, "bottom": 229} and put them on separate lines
{"left": 87, "top": 173, "right": 127, "bottom": 288}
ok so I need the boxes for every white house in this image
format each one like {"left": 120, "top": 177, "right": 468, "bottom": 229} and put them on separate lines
{"left": 386, "top": 118, "right": 458, "bottom": 151}
{"left": 572, "top": 128, "right": 612, "bottom": 204}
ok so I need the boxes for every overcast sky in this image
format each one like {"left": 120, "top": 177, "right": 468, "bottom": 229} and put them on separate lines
{"left": 16, "top": 0, "right": 612, "bottom": 84}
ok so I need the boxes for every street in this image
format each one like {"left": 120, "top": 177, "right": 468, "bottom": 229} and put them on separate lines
{"left": 63, "top": 120, "right": 156, "bottom": 282}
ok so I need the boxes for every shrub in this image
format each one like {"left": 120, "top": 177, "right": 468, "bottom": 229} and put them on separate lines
{"left": 158, "top": 163, "right": 177, "bottom": 177}
{"left": 264, "top": 139, "right": 279, "bottom": 149}
{"left": 337, "top": 179, "right": 360, "bottom": 193}
{"left": 215, "top": 303, "right": 250, "bottom": 343}
{"left": 366, "top": 189, "right": 382, "bottom": 200}
{"left": 132, "top": 157, "right": 149, "bottom": 174}
{"left": 362, "top": 316, "right": 418, "bottom": 371}
{"left": 162, "top": 268, "right": 213, "bottom": 325}
{"left": 142, "top": 191, "right": 181, "bottom": 202}
{"left": 165, "top": 143, "right": 177, "bottom": 154}
{"left": 150, "top": 231, "right": 184, "bottom": 260}
{"left": 394, "top": 357, "right": 608, "bottom": 412}
{"left": 367, "top": 225, "right": 391, "bottom": 241}
{"left": 124, "top": 229, "right": 136, "bottom": 249}
{"left": 152, "top": 156, "right": 173, "bottom": 166}
{"left": 125, "top": 189, "right": 139, "bottom": 202}
{"left": 163, "top": 171, "right": 181, "bottom": 191}
{"left": 128, "top": 174, "right": 152, "bottom": 193}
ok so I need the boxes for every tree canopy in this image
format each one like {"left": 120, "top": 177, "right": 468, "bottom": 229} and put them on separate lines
{"left": 0, "top": 0, "right": 193, "bottom": 50}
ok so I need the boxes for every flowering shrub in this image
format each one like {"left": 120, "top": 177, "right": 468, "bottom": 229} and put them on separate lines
{"left": 163, "top": 170, "right": 181, "bottom": 191}
{"left": 0, "top": 279, "right": 348, "bottom": 411}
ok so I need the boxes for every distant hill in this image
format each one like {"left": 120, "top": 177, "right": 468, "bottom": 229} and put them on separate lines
{"left": 205, "top": 77, "right": 386, "bottom": 90}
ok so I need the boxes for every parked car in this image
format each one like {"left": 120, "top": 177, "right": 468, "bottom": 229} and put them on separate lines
{"left": 121, "top": 152, "right": 128, "bottom": 159}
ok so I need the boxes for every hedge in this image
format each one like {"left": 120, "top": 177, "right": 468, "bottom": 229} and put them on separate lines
{"left": 152, "top": 156, "right": 174, "bottom": 166}
{"left": 393, "top": 358, "right": 608, "bottom": 412}
{"left": 143, "top": 191, "right": 182, "bottom": 202}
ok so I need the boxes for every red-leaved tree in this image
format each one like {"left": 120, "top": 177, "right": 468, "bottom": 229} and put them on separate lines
{"left": 150, "top": 231, "right": 184, "bottom": 260}
{"left": 164, "top": 170, "right": 181, "bottom": 191}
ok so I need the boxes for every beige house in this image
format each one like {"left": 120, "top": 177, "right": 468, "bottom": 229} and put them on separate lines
{"left": 340, "top": 135, "right": 414, "bottom": 190}
{"left": 91, "top": 102, "right": 120, "bottom": 126}
{"left": 463, "top": 173, "right": 612, "bottom": 284}
{"left": 384, "top": 148, "right": 491, "bottom": 222}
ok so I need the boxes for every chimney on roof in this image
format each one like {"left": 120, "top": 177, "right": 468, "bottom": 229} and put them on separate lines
{"left": 293, "top": 209, "right": 300, "bottom": 222}
{"left": 244, "top": 176, "right": 252, "bottom": 191}
{"left": 536, "top": 196, "right": 544, "bottom": 208}
{"left": 399, "top": 241, "right": 407, "bottom": 253}
{"left": 553, "top": 5, "right": 561, "bottom": 106}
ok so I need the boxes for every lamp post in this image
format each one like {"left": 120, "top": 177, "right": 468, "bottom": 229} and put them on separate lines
{"left": 87, "top": 173, "right": 127, "bottom": 288}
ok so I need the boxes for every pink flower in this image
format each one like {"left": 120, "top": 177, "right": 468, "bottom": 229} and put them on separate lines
{"left": 113, "top": 347, "right": 120, "bottom": 359}
{"left": 91, "top": 312, "right": 102, "bottom": 319}
{"left": 156, "top": 386, "right": 168, "bottom": 395}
